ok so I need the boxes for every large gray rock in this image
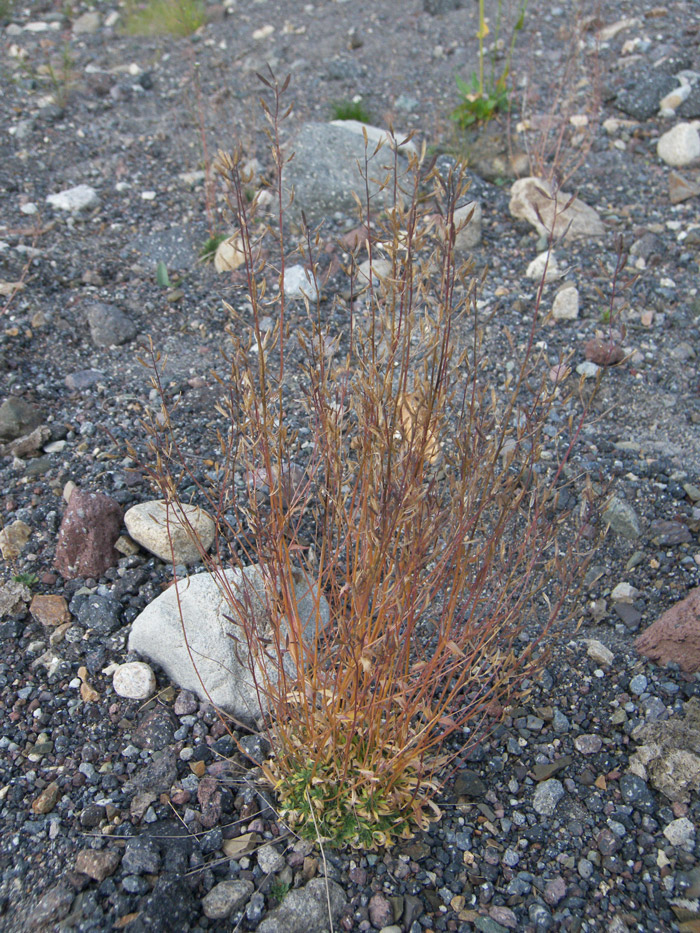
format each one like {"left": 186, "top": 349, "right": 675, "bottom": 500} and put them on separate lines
{"left": 128, "top": 565, "right": 329, "bottom": 721}
{"left": 284, "top": 122, "right": 412, "bottom": 226}
{"left": 256, "top": 878, "right": 346, "bottom": 933}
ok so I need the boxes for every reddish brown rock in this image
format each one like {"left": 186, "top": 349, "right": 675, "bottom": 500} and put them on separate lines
{"left": 584, "top": 338, "right": 625, "bottom": 366}
{"left": 74, "top": 848, "right": 121, "bottom": 882}
{"left": 635, "top": 588, "right": 700, "bottom": 673}
{"left": 53, "top": 490, "right": 122, "bottom": 580}
{"left": 30, "top": 594, "right": 71, "bottom": 627}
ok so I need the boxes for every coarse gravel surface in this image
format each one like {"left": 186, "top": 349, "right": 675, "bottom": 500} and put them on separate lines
{"left": 1, "top": 0, "right": 700, "bottom": 931}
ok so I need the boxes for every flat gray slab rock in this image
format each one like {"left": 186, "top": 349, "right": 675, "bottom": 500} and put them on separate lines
{"left": 128, "top": 565, "right": 329, "bottom": 721}
{"left": 284, "top": 122, "right": 412, "bottom": 227}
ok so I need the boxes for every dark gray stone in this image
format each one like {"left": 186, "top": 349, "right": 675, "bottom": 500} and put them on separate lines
{"left": 678, "top": 87, "right": 700, "bottom": 119}
{"left": 85, "top": 301, "right": 138, "bottom": 348}
{"left": 122, "top": 837, "right": 162, "bottom": 875}
{"left": 619, "top": 773, "right": 656, "bottom": 813}
{"left": 615, "top": 71, "right": 678, "bottom": 121}
{"left": 453, "top": 769, "right": 487, "bottom": 798}
{"left": 0, "top": 397, "right": 43, "bottom": 442}
{"left": 77, "top": 594, "right": 122, "bottom": 634}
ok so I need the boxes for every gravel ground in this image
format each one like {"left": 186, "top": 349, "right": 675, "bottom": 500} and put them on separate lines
{"left": 1, "top": 0, "right": 700, "bottom": 931}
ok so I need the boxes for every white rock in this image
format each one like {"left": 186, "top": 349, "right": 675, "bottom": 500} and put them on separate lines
{"left": 552, "top": 285, "right": 579, "bottom": 321}
{"left": 453, "top": 201, "right": 482, "bottom": 251}
{"left": 532, "top": 779, "right": 565, "bottom": 816}
{"left": 356, "top": 258, "right": 393, "bottom": 291}
{"left": 283, "top": 264, "right": 320, "bottom": 301}
{"left": 657, "top": 123, "right": 700, "bottom": 167}
{"left": 509, "top": 177, "right": 606, "bottom": 241}
{"left": 124, "top": 500, "right": 215, "bottom": 564}
{"left": 72, "top": 10, "right": 100, "bottom": 34}
{"left": 576, "top": 361, "right": 600, "bottom": 379}
{"left": 46, "top": 185, "right": 100, "bottom": 213}
{"left": 128, "top": 565, "right": 329, "bottom": 720}
{"left": 659, "top": 84, "right": 691, "bottom": 115}
{"left": 330, "top": 119, "right": 418, "bottom": 158}
{"left": 526, "top": 251, "right": 563, "bottom": 283}
{"left": 113, "top": 662, "right": 156, "bottom": 700}
{"left": 582, "top": 639, "right": 614, "bottom": 667}
{"left": 20, "top": 203, "right": 38, "bottom": 215}
{"left": 663, "top": 817, "right": 695, "bottom": 850}
{"left": 610, "top": 581, "right": 639, "bottom": 603}
{"left": 214, "top": 234, "right": 245, "bottom": 273}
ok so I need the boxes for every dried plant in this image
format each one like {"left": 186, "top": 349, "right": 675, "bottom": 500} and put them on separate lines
{"left": 141, "top": 73, "right": 600, "bottom": 849}
{"left": 516, "top": 2, "right": 603, "bottom": 187}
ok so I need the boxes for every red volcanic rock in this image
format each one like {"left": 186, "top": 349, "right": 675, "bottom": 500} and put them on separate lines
{"left": 635, "top": 588, "right": 700, "bottom": 673}
{"left": 584, "top": 338, "right": 625, "bottom": 366}
{"left": 54, "top": 489, "right": 122, "bottom": 580}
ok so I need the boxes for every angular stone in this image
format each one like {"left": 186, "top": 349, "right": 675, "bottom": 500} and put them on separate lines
{"left": 532, "top": 778, "right": 565, "bottom": 815}
{"left": 256, "top": 878, "right": 346, "bottom": 933}
{"left": 124, "top": 500, "right": 215, "bottom": 565}
{"left": 122, "top": 837, "right": 161, "bottom": 875}
{"left": 85, "top": 301, "right": 137, "bottom": 348}
{"left": 453, "top": 769, "right": 487, "bottom": 798}
{"left": 453, "top": 200, "right": 482, "bottom": 251}
{"left": 583, "top": 639, "right": 614, "bottom": 666}
{"left": 635, "top": 588, "right": 700, "bottom": 673}
{"left": 669, "top": 170, "right": 700, "bottom": 204}
{"left": 0, "top": 579, "right": 30, "bottom": 619}
{"left": 54, "top": 489, "right": 122, "bottom": 580}
{"left": 509, "top": 177, "right": 606, "bottom": 241}
{"left": 30, "top": 594, "right": 71, "bottom": 627}
{"left": 0, "top": 520, "right": 31, "bottom": 560}
{"left": 202, "top": 880, "right": 254, "bottom": 920}
{"left": 74, "top": 848, "right": 121, "bottom": 881}
{"left": 4, "top": 424, "right": 51, "bottom": 458}
{"left": 46, "top": 185, "right": 100, "bottom": 212}
{"left": 0, "top": 397, "right": 43, "bottom": 441}
{"left": 602, "top": 497, "right": 642, "bottom": 540}
{"left": 663, "top": 817, "right": 695, "bottom": 849}
{"left": 214, "top": 233, "right": 245, "bottom": 273}
{"left": 32, "top": 781, "right": 61, "bottom": 814}
{"left": 129, "top": 566, "right": 329, "bottom": 722}
{"left": 25, "top": 884, "right": 74, "bottom": 927}
{"left": 552, "top": 285, "right": 579, "bottom": 321}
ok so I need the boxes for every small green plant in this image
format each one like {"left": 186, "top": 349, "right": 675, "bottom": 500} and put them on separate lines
{"left": 452, "top": 0, "right": 527, "bottom": 129}
{"left": 13, "top": 572, "right": 38, "bottom": 588}
{"left": 199, "top": 233, "right": 227, "bottom": 263}
{"left": 331, "top": 98, "right": 371, "bottom": 124}
{"left": 269, "top": 880, "right": 291, "bottom": 904}
{"left": 599, "top": 308, "right": 611, "bottom": 324}
{"left": 40, "top": 44, "right": 75, "bottom": 109}
{"left": 123, "top": 0, "right": 206, "bottom": 37}
{"left": 0, "top": 0, "right": 14, "bottom": 24}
